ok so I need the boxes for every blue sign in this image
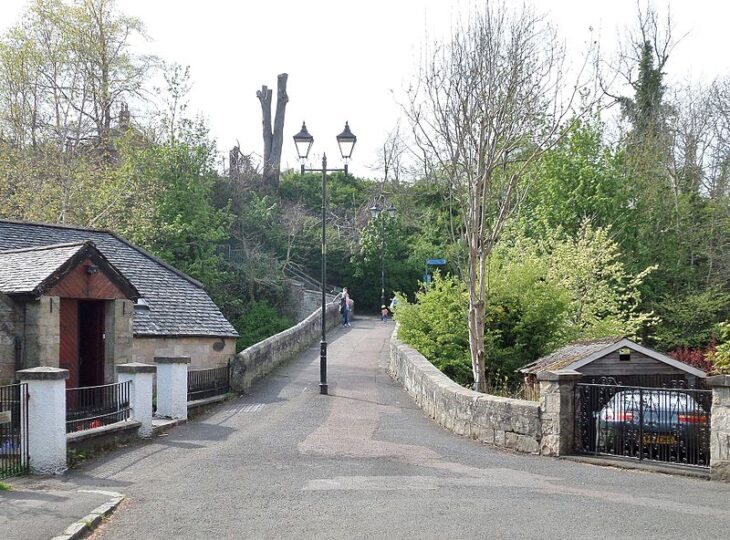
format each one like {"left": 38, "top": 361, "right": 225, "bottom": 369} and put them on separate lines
{"left": 426, "top": 258, "right": 446, "bottom": 266}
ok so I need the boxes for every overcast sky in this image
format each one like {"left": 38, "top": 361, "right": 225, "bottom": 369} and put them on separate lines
{"left": 2, "top": 0, "right": 729, "bottom": 178}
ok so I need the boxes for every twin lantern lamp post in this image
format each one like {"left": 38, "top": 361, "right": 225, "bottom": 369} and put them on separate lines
{"left": 369, "top": 199, "right": 397, "bottom": 309}
{"left": 293, "top": 121, "right": 357, "bottom": 395}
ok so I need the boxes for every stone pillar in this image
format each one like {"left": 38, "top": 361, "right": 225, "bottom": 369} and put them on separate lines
{"left": 707, "top": 375, "right": 730, "bottom": 482}
{"left": 538, "top": 370, "right": 582, "bottom": 457}
{"left": 155, "top": 356, "right": 190, "bottom": 420}
{"left": 16, "top": 367, "right": 69, "bottom": 475}
{"left": 117, "top": 363, "right": 156, "bottom": 438}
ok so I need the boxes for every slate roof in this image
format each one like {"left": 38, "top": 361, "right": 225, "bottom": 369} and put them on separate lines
{"left": 0, "top": 220, "right": 238, "bottom": 338}
{"left": 0, "top": 241, "right": 139, "bottom": 299}
{"left": 518, "top": 337, "right": 624, "bottom": 374}
{"left": 518, "top": 336, "right": 707, "bottom": 379}
{"left": 0, "top": 242, "right": 88, "bottom": 295}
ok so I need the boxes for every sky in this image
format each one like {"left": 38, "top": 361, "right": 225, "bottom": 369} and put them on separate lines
{"left": 1, "top": 0, "right": 730, "bottom": 178}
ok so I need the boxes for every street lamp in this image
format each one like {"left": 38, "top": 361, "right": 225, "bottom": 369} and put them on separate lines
{"left": 369, "top": 196, "right": 397, "bottom": 308}
{"left": 293, "top": 120, "right": 357, "bottom": 395}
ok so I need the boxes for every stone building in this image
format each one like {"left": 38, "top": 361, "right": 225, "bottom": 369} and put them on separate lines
{"left": 0, "top": 220, "right": 238, "bottom": 386}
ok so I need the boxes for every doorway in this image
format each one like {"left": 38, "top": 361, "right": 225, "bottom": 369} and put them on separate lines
{"left": 78, "top": 300, "right": 105, "bottom": 387}
{"left": 59, "top": 299, "right": 106, "bottom": 388}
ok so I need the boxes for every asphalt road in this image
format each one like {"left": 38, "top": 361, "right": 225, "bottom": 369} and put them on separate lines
{"left": 34, "top": 318, "right": 730, "bottom": 538}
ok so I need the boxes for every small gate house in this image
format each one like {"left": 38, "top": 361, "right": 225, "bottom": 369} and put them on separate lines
{"left": 519, "top": 336, "right": 708, "bottom": 390}
{"left": 520, "top": 337, "right": 712, "bottom": 468}
{"left": 0, "top": 219, "right": 239, "bottom": 387}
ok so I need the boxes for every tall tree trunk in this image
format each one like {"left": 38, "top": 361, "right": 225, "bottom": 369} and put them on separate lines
{"left": 257, "top": 73, "right": 288, "bottom": 191}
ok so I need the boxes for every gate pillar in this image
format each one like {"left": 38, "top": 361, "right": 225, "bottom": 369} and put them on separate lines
{"left": 707, "top": 375, "right": 730, "bottom": 482}
{"left": 16, "top": 367, "right": 69, "bottom": 475}
{"left": 538, "top": 370, "right": 582, "bottom": 456}
{"left": 155, "top": 356, "right": 190, "bottom": 420}
{"left": 117, "top": 363, "right": 156, "bottom": 438}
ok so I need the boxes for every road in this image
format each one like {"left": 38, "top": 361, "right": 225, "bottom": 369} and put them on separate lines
{"left": 35, "top": 318, "right": 730, "bottom": 538}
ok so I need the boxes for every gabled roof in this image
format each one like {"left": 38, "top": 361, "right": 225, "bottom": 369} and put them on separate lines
{"left": 0, "top": 241, "right": 138, "bottom": 299}
{"left": 0, "top": 220, "right": 238, "bottom": 338}
{"left": 519, "top": 337, "right": 707, "bottom": 378}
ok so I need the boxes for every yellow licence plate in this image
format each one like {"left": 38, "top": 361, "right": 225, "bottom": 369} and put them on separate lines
{"left": 643, "top": 434, "right": 676, "bottom": 445}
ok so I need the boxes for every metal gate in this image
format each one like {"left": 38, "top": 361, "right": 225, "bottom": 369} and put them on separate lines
{"left": 0, "top": 383, "right": 29, "bottom": 479}
{"left": 575, "top": 378, "right": 712, "bottom": 468}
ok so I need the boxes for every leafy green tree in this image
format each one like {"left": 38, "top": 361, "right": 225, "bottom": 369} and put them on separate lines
{"left": 653, "top": 289, "right": 730, "bottom": 350}
{"left": 544, "top": 221, "right": 657, "bottom": 339}
{"left": 116, "top": 120, "right": 231, "bottom": 288}
{"left": 519, "top": 120, "right": 630, "bottom": 240}
{"left": 352, "top": 211, "right": 421, "bottom": 311}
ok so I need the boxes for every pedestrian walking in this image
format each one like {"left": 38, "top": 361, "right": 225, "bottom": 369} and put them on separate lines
{"left": 381, "top": 305, "right": 389, "bottom": 322}
{"left": 341, "top": 287, "right": 352, "bottom": 327}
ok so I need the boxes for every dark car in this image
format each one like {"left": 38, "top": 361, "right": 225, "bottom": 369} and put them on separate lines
{"left": 595, "top": 389, "right": 710, "bottom": 466}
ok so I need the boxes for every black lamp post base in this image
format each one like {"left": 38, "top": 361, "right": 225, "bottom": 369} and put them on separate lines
{"left": 319, "top": 383, "right": 329, "bottom": 395}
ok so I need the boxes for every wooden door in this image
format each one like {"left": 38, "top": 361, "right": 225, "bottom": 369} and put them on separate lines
{"left": 59, "top": 298, "right": 79, "bottom": 388}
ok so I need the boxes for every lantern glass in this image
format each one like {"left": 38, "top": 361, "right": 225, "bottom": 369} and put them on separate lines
{"left": 293, "top": 122, "right": 314, "bottom": 160}
{"left": 336, "top": 122, "right": 357, "bottom": 160}
{"left": 369, "top": 205, "right": 380, "bottom": 219}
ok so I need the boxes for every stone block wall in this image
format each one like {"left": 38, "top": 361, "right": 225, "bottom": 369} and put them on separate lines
{"left": 0, "top": 293, "right": 21, "bottom": 384}
{"left": 23, "top": 296, "right": 60, "bottom": 370}
{"left": 708, "top": 375, "right": 730, "bottom": 482}
{"left": 230, "top": 303, "right": 340, "bottom": 393}
{"left": 104, "top": 299, "right": 134, "bottom": 382}
{"left": 132, "top": 335, "right": 235, "bottom": 370}
{"left": 538, "top": 371, "right": 581, "bottom": 456}
{"left": 389, "top": 329, "right": 542, "bottom": 454}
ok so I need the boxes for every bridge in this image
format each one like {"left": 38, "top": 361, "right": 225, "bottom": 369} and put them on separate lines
{"left": 3, "top": 318, "right": 730, "bottom": 538}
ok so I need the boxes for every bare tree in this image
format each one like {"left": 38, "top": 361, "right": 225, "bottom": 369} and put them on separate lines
{"left": 407, "top": 3, "right": 595, "bottom": 391}
{"left": 257, "top": 73, "right": 288, "bottom": 191}
{"left": 374, "top": 122, "right": 408, "bottom": 187}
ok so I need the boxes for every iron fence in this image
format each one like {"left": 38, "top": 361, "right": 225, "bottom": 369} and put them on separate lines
{"left": 187, "top": 364, "right": 230, "bottom": 402}
{"left": 66, "top": 381, "right": 131, "bottom": 433}
{"left": 0, "top": 383, "right": 28, "bottom": 479}
{"left": 575, "top": 378, "right": 712, "bottom": 468}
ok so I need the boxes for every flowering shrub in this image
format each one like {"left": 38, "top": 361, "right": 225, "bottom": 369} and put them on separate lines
{"left": 670, "top": 322, "right": 730, "bottom": 375}
{"left": 670, "top": 342, "right": 716, "bottom": 373}
{"left": 707, "top": 322, "right": 730, "bottom": 375}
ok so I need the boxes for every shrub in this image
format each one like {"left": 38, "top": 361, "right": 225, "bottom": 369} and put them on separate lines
{"left": 234, "top": 301, "right": 294, "bottom": 351}
{"left": 708, "top": 322, "right": 730, "bottom": 375}
{"left": 394, "top": 274, "right": 472, "bottom": 386}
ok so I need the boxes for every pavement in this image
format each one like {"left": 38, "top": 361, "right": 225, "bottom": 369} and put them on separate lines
{"left": 3, "top": 316, "right": 730, "bottom": 539}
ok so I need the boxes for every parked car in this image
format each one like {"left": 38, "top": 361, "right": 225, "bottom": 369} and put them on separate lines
{"left": 595, "top": 389, "right": 710, "bottom": 466}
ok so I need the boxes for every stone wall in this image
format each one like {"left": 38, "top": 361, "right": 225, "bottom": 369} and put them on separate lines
{"left": 0, "top": 293, "right": 21, "bottom": 384}
{"left": 230, "top": 303, "right": 340, "bottom": 393}
{"left": 288, "top": 278, "right": 338, "bottom": 323}
{"left": 389, "top": 328, "right": 542, "bottom": 454}
{"left": 132, "top": 336, "right": 236, "bottom": 370}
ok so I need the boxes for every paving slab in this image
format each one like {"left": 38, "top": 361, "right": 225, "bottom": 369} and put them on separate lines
{"left": 0, "top": 476, "right": 121, "bottom": 540}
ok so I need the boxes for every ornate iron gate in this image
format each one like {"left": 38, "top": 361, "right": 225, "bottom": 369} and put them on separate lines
{"left": 0, "top": 383, "right": 29, "bottom": 479}
{"left": 575, "top": 378, "right": 712, "bottom": 468}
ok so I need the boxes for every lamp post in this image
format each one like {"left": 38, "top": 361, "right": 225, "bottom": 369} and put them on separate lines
{"left": 369, "top": 199, "right": 397, "bottom": 308}
{"left": 293, "top": 121, "right": 357, "bottom": 395}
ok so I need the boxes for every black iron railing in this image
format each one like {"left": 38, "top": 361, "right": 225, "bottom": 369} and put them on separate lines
{"left": 187, "top": 364, "right": 230, "bottom": 402}
{"left": 66, "top": 381, "right": 131, "bottom": 433}
{"left": 575, "top": 380, "right": 712, "bottom": 468}
{"left": 0, "top": 383, "right": 28, "bottom": 479}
